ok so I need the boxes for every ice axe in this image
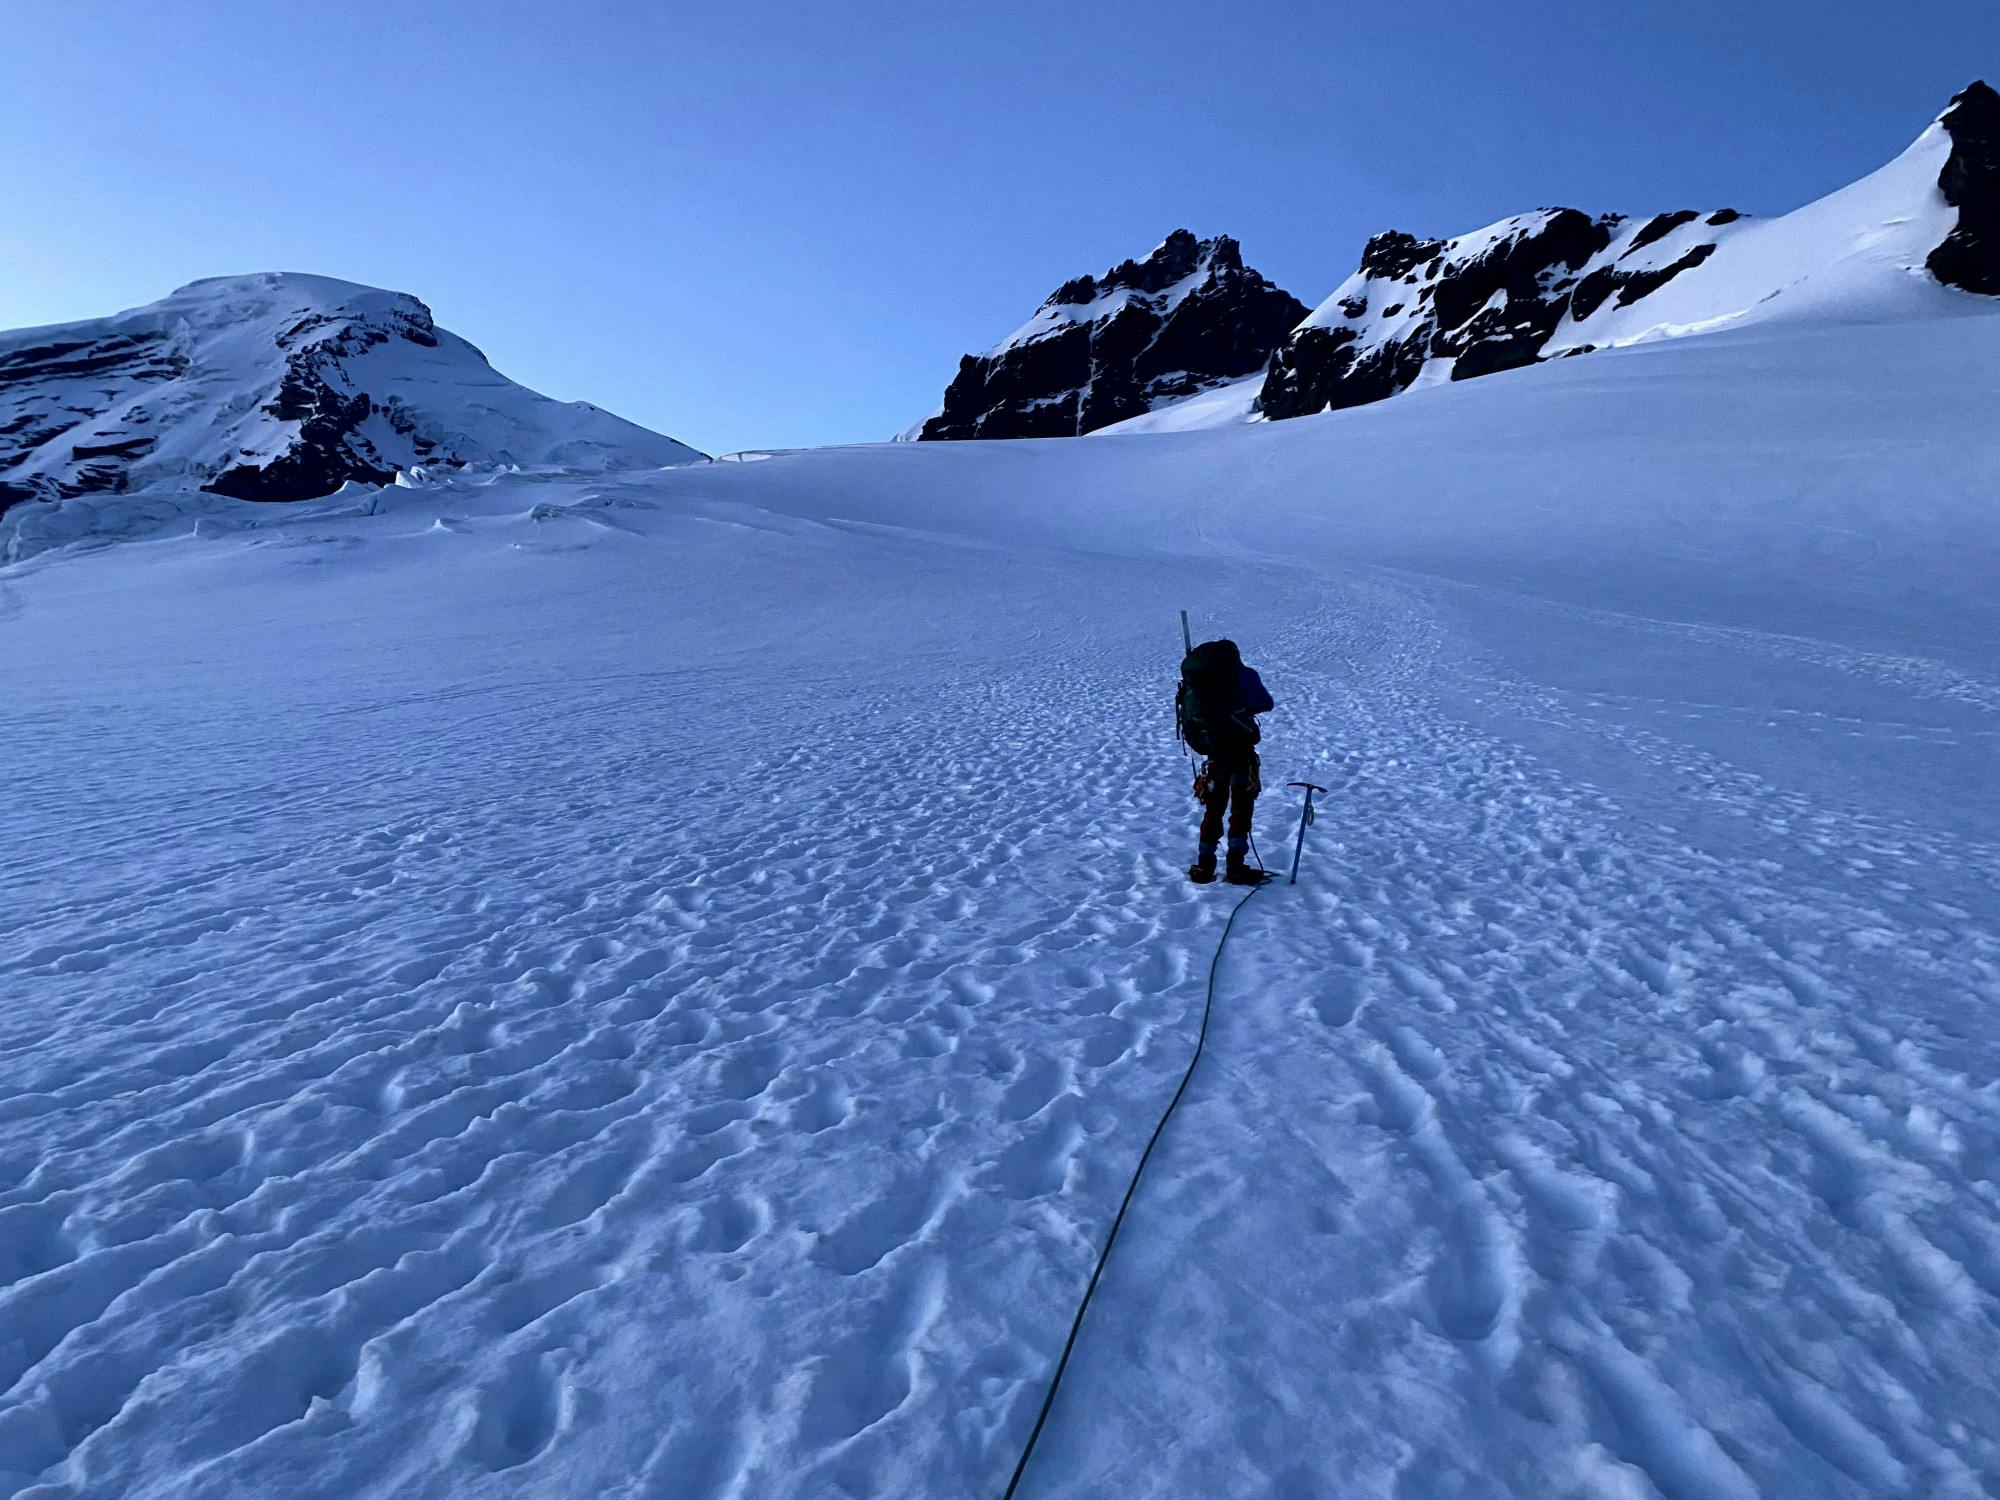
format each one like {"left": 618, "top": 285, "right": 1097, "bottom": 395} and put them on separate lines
{"left": 1286, "top": 781, "right": 1328, "bottom": 884}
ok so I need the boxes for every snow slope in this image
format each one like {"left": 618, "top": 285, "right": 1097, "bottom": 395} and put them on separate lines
{"left": 1548, "top": 111, "right": 1964, "bottom": 351}
{"left": 0, "top": 273, "right": 703, "bottom": 525}
{"left": 1090, "top": 372, "right": 1264, "bottom": 435}
{"left": 3, "top": 305, "right": 1999, "bottom": 1499}
{"left": 1253, "top": 81, "right": 2000, "bottom": 426}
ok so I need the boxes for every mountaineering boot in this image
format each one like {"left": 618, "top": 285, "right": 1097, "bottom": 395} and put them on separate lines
{"left": 1188, "top": 847, "right": 1217, "bottom": 884}
{"left": 1224, "top": 854, "right": 1268, "bottom": 886}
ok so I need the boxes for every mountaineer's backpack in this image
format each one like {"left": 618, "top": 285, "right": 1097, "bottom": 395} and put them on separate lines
{"left": 1176, "top": 639, "right": 1259, "bottom": 755}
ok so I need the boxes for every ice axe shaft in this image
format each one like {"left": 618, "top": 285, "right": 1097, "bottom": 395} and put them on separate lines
{"left": 1287, "top": 781, "right": 1328, "bottom": 884}
{"left": 1179, "top": 609, "right": 1192, "bottom": 655}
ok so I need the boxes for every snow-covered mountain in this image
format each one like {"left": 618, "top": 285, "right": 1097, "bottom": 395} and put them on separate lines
{"left": 5, "top": 285, "right": 1999, "bottom": 1499}
{"left": 1257, "top": 80, "right": 2000, "bottom": 420}
{"left": 7, "top": 70, "right": 2000, "bottom": 1499}
{"left": 914, "top": 230, "right": 1305, "bottom": 439}
{"left": 0, "top": 272, "right": 703, "bottom": 518}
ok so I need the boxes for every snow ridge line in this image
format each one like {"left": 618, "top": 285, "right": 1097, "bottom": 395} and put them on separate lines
{"left": 1001, "top": 871, "right": 1272, "bottom": 1498}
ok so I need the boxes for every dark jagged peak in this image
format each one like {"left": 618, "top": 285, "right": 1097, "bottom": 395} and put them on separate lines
{"left": 1047, "top": 273, "right": 1102, "bottom": 307}
{"left": 1045, "top": 228, "right": 1239, "bottom": 309}
{"left": 915, "top": 231, "right": 1306, "bottom": 440}
{"left": 1097, "top": 227, "right": 1235, "bottom": 295}
{"left": 1928, "top": 79, "right": 2000, "bottom": 293}
{"left": 1358, "top": 230, "right": 1443, "bottom": 281}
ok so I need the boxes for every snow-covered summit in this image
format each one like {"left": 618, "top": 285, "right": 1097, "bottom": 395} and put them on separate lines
{"left": 0, "top": 272, "right": 704, "bottom": 517}
{"left": 1258, "top": 80, "right": 2000, "bottom": 420}
{"left": 916, "top": 230, "right": 1306, "bottom": 439}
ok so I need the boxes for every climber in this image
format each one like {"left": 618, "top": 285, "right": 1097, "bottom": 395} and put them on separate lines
{"left": 1176, "top": 638, "right": 1274, "bottom": 885}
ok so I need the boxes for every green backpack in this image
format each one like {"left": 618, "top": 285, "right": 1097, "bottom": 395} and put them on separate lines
{"left": 1176, "top": 640, "right": 1256, "bottom": 755}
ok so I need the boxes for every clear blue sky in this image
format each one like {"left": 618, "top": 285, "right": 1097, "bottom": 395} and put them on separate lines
{"left": 3, "top": 2, "right": 1994, "bottom": 454}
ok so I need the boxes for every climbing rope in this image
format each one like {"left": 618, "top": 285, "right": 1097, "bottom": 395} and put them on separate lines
{"left": 1000, "top": 858, "right": 1271, "bottom": 1498}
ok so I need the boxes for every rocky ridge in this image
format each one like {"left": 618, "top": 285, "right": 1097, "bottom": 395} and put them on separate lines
{"left": 916, "top": 230, "right": 1306, "bottom": 440}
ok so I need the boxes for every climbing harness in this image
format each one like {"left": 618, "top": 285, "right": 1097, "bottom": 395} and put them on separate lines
{"left": 1000, "top": 860, "right": 1271, "bottom": 1500}
{"left": 1192, "top": 753, "right": 1262, "bottom": 808}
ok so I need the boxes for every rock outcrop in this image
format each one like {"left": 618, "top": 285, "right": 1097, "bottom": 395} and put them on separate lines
{"left": 1261, "top": 81, "right": 2000, "bottom": 423}
{"left": 1927, "top": 80, "right": 2000, "bottom": 294}
{"left": 917, "top": 231, "right": 1305, "bottom": 440}
{"left": 1259, "top": 207, "right": 1745, "bottom": 420}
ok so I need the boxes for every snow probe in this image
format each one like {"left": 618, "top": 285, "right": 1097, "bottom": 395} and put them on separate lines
{"left": 1287, "top": 781, "right": 1328, "bottom": 885}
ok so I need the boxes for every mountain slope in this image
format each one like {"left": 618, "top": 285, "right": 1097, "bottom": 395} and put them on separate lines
{"left": 1259, "top": 81, "right": 1999, "bottom": 421}
{"left": 0, "top": 273, "right": 703, "bottom": 517}
{"left": 3, "top": 294, "right": 1998, "bottom": 1499}
{"left": 915, "top": 230, "right": 1305, "bottom": 439}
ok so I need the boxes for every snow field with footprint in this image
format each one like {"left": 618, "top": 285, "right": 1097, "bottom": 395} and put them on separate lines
{"left": 4, "top": 305, "right": 2000, "bottom": 1497}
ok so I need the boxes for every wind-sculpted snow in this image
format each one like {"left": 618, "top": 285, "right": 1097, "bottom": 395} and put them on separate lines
{"left": 3, "top": 306, "right": 1999, "bottom": 1497}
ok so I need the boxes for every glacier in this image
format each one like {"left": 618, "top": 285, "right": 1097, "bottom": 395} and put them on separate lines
{"left": 2, "top": 283, "right": 1998, "bottom": 1498}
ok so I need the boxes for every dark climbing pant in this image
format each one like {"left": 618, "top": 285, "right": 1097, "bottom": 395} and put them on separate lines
{"left": 1199, "top": 752, "right": 1258, "bottom": 857}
